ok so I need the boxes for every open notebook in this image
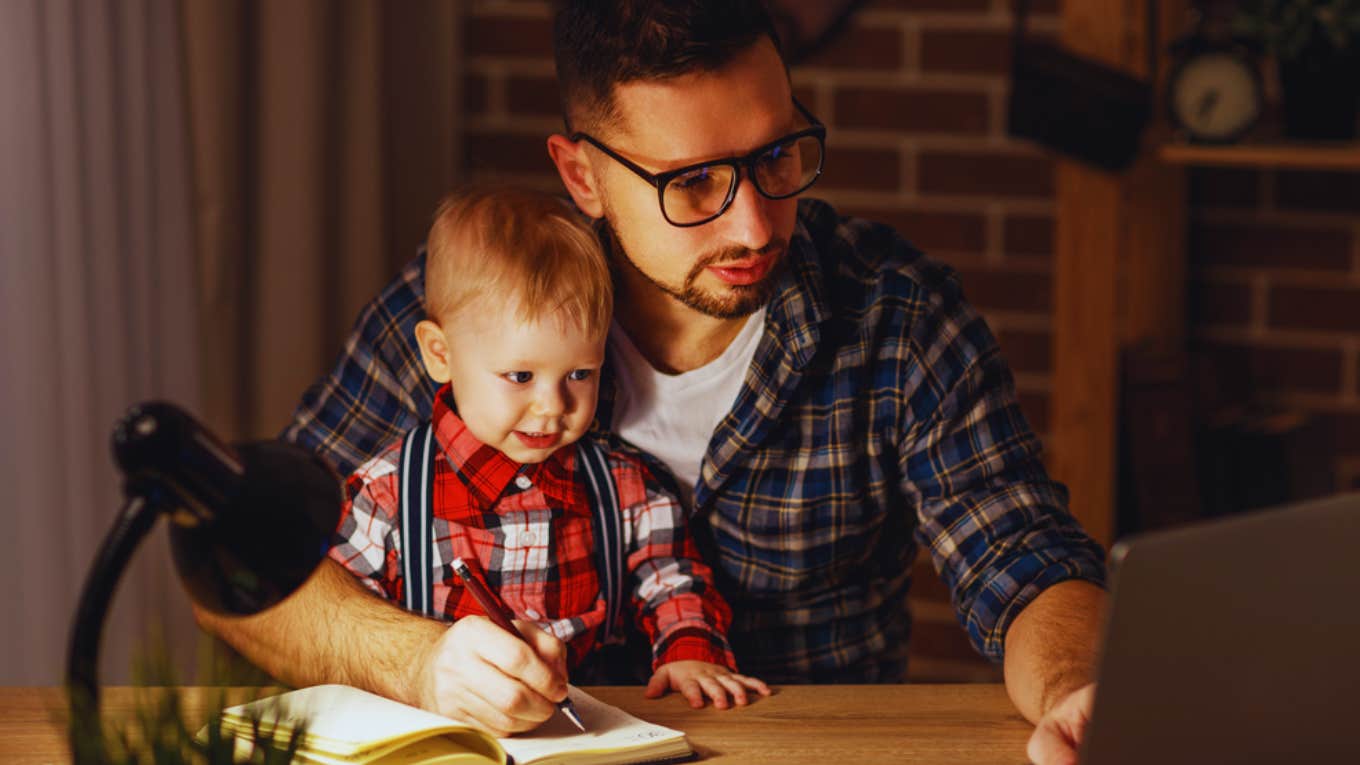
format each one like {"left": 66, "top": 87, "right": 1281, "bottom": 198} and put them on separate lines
{"left": 200, "top": 684, "right": 694, "bottom": 765}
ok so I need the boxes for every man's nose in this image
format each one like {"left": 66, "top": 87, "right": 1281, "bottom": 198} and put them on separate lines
{"left": 719, "top": 174, "right": 774, "bottom": 252}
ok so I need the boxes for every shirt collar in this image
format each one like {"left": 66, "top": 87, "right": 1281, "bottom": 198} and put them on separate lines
{"left": 431, "top": 385, "right": 582, "bottom": 509}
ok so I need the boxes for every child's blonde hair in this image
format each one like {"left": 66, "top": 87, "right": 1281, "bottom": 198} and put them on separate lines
{"left": 425, "top": 186, "right": 611, "bottom": 335}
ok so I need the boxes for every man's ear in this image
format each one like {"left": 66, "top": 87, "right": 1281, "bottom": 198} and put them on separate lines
{"left": 547, "top": 134, "right": 605, "bottom": 219}
{"left": 414, "top": 319, "right": 453, "bottom": 383}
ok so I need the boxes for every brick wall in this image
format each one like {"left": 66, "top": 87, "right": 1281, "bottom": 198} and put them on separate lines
{"left": 460, "top": 0, "right": 1359, "bottom": 680}
{"left": 463, "top": 2, "right": 564, "bottom": 186}
{"left": 1189, "top": 167, "right": 1360, "bottom": 495}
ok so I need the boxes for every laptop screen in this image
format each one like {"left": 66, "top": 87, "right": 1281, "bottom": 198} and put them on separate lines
{"left": 1079, "top": 492, "right": 1360, "bottom": 764}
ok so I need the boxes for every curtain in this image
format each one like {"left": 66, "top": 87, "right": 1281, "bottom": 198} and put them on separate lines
{"left": 0, "top": 0, "right": 201, "bottom": 684}
{"left": 0, "top": 0, "right": 463, "bottom": 686}
{"left": 181, "top": 0, "right": 463, "bottom": 442}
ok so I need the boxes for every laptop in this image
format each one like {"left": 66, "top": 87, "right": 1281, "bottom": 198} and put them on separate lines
{"left": 1079, "top": 492, "right": 1360, "bottom": 764}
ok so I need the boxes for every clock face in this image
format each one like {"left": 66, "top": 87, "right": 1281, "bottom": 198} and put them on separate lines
{"left": 1169, "top": 51, "right": 1262, "bottom": 142}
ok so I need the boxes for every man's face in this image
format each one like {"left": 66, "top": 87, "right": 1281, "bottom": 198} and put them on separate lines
{"left": 439, "top": 304, "right": 605, "bottom": 464}
{"left": 590, "top": 39, "right": 803, "bottom": 319}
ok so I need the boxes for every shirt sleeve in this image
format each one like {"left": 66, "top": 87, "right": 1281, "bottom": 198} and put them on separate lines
{"left": 328, "top": 453, "right": 404, "bottom": 601}
{"left": 280, "top": 253, "right": 438, "bottom": 477}
{"left": 895, "top": 261, "right": 1108, "bottom": 663}
{"left": 613, "top": 453, "right": 737, "bottom": 671}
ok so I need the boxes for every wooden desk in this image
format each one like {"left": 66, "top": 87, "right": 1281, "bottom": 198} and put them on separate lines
{"left": 0, "top": 684, "right": 1033, "bottom": 764}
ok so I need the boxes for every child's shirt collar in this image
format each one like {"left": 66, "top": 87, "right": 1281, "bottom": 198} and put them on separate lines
{"left": 429, "top": 384, "right": 583, "bottom": 511}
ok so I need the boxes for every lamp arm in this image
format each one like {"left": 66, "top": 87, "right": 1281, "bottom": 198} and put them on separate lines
{"left": 66, "top": 491, "right": 166, "bottom": 763}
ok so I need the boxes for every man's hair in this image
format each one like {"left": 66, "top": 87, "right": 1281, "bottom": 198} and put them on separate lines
{"left": 553, "top": 0, "right": 782, "bottom": 134}
{"left": 425, "top": 186, "right": 611, "bottom": 336}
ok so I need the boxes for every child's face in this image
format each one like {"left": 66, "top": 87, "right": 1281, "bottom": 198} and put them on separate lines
{"left": 417, "top": 303, "right": 605, "bottom": 464}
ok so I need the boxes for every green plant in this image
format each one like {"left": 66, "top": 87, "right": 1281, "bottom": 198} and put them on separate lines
{"left": 60, "top": 637, "right": 308, "bottom": 764}
{"left": 1233, "top": 0, "right": 1360, "bottom": 59}
{"left": 70, "top": 687, "right": 306, "bottom": 765}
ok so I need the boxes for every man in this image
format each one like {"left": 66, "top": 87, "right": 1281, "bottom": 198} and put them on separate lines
{"left": 195, "top": 3, "right": 1107, "bottom": 763}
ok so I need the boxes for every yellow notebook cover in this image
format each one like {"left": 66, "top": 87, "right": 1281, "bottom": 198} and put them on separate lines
{"left": 202, "top": 684, "right": 694, "bottom": 765}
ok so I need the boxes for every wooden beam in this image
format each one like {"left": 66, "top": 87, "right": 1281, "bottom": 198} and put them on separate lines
{"left": 1051, "top": 0, "right": 1188, "bottom": 547}
{"left": 1053, "top": 167, "right": 1122, "bottom": 547}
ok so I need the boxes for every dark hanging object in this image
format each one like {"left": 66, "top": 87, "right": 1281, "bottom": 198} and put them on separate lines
{"left": 1007, "top": 0, "right": 1155, "bottom": 172}
{"left": 766, "top": 0, "right": 871, "bottom": 64}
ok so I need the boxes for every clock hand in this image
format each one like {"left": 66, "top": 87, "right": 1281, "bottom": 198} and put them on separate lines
{"left": 1197, "top": 89, "right": 1220, "bottom": 121}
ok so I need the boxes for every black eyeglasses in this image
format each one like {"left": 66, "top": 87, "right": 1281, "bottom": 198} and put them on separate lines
{"left": 570, "top": 98, "right": 826, "bottom": 227}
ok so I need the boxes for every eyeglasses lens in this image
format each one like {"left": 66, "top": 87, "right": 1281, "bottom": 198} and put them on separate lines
{"left": 660, "top": 134, "right": 822, "bottom": 225}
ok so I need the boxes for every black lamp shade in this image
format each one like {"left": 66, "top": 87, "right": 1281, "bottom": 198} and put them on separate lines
{"left": 170, "top": 440, "right": 342, "bottom": 614}
{"left": 110, "top": 401, "right": 342, "bottom": 615}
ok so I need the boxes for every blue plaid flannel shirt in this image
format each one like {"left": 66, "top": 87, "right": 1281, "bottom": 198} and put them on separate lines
{"left": 283, "top": 198, "right": 1107, "bottom": 683}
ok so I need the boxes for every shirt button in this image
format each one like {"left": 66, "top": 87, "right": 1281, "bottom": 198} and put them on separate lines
{"left": 520, "top": 530, "right": 537, "bottom": 546}
{"left": 514, "top": 475, "right": 532, "bottom": 490}
{"left": 525, "top": 608, "right": 541, "bottom": 620}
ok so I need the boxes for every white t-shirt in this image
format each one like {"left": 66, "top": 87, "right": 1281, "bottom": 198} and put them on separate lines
{"left": 607, "top": 308, "right": 767, "bottom": 507}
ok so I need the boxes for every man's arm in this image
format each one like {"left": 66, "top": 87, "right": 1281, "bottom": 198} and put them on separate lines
{"left": 191, "top": 560, "right": 430, "bottom": 697}
{"left": 1003, "top": 578, "right": 1105, "bottom": 722}
{"left": 193, "top": 558, "right": 570, "bottom": 737}
{"left": 877, "top": 245, "right": 1107, "bottom": 762}
{"left": 1004, "top": 580, "right": 1106, "bottom": 765}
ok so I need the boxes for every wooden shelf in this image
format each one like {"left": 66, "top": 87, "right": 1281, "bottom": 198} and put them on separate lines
{"left": 1159, "top": 142, "right": 1360, "bottom": 171}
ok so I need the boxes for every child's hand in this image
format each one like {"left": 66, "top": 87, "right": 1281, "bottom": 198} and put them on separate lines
{"left": 644, "top": 661, "right": 771, "bottom": 709}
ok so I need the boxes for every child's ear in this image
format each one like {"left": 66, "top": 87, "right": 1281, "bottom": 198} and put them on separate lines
{"left": 414, "top": 319, "right": 453, "bottom": 383}
{"left": 547, "top": 134, "right": 604, "bottom": 219}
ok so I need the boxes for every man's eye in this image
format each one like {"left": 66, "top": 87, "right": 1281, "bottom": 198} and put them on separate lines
{"left": 568, "top": 369, "right": 593, "bottom": 381}
{"left": 504, "top": 371, "right": 532, "bottom": 383}
{"left": 759, "top": 142, "right": 795, "bottom": 167}
{"left": 673, "top": 167, "right": 716, "bottom": 191}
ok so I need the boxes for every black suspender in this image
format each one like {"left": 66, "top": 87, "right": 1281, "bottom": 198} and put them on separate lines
{"left": 397, "top": 432, "right": 624, "bottom": 645}
{"left": 398, "top": 422, "right": 437, "bottom": 617}
{"left": 577, "top": 437, "right": 625, "bottom": 646}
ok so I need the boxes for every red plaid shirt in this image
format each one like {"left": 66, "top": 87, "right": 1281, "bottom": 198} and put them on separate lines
{"left": 329, "top": 385, "right": 735, "bottom": 671}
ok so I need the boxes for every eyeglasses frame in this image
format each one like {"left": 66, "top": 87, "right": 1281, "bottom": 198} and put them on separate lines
{"left": 568, "top": 98, "right": 826, "bottom": 227}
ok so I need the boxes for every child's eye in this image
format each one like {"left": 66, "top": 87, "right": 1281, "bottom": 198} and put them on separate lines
{"left": 503, "top": 371, "right": 532, "bottom": 384}
{"left": 567, "top": 369, "right": 593, "bottom": 381}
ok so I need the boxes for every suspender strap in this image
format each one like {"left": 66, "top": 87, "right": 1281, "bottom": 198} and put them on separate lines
{"left": 578, "top": 438, "right": 624, "bottom": 646}
{"left": 399, "top": 422, "right": 436, "bottom": 617}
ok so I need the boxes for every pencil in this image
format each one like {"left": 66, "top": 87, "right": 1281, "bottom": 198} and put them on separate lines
{"left": 450, "top": 557, "right": 586, "bottom": 732}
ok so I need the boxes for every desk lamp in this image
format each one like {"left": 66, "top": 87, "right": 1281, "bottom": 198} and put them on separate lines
{"left": 67, "top": 401, "right": 342, "bottom": 763}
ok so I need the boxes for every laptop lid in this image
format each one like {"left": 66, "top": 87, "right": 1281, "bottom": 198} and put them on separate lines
{"left": 1079, "top": 492, "right": 1360, "bottom": 764}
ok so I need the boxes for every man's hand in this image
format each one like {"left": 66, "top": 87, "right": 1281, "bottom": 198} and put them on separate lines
{"left": 1026, "top": 682, "right": 1095, "bottom": 765}
{"left": 411, "top": 616, "right": 569, "bottom": 737}
{"left": 644, "top": 660, "right": 771, "bottom": 709}
{"left": 194, "top": 560, "right": 571, "bottom": 737}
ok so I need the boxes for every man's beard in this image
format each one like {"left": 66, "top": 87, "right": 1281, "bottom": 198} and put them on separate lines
{"left": 601, "top": 218, "right": 786, "bottom": 320}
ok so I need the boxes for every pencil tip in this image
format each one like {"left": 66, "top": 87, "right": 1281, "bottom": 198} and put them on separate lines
{"left": 561, "top": 702, "right": 586, "bottom": 732}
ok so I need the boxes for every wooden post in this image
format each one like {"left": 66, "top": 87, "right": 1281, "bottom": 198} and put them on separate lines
{"left": 1051, "top": 0, "right": 1188, "bottom": 547}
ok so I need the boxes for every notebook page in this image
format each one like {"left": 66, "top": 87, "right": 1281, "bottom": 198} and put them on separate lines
{"left": 498, "top": 687, "right": 687, "bottom": 765}
{"left": 216, "top": 685, "right": 482, "bottom": 758}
